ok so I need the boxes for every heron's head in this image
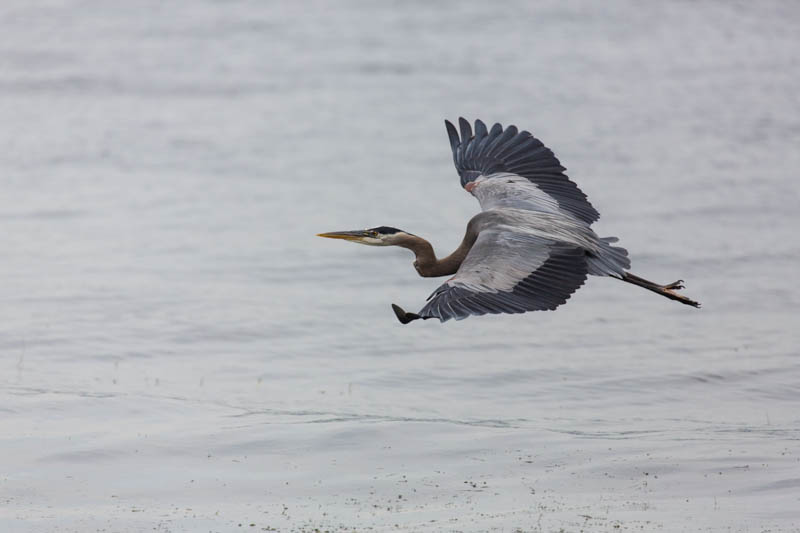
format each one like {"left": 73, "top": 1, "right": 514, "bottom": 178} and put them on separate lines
{"left": 317, "top": 226, "right": 412, "bottom": 246}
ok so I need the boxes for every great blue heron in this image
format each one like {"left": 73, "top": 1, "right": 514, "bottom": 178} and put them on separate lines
{"left": 319, "top": 118, "right": 699, "bottom": 324}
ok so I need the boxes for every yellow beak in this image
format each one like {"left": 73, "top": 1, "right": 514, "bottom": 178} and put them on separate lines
{"left": 316, "top": 230, "right": 369, "bottom": 242}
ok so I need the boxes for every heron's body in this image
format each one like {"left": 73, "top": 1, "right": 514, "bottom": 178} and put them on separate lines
{"left": 319, "top": 118, "right": 699, "bottom": 323}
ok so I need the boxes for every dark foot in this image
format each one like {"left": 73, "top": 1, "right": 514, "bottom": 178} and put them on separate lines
{"left": 391, "top": 304, "right": 422, "bottom": 324}
{"left": 669, "top": 293, "right": 701, "bottom": 308}
{"left": 622, "top": 272, "right": 700, "bottom": 308}
{"left": 660, "top": 283, "right": 701, "bottom": 308}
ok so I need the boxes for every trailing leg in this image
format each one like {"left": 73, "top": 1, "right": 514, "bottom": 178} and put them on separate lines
{"left": 619, "top": 272, "right": 700, "bottom": 308}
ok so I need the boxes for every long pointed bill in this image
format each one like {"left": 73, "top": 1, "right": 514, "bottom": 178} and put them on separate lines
{"left": 316, "top": 230, "right": 369, "bottom": 242}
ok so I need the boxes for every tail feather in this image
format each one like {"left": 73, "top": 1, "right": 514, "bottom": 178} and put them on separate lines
{"left": 587, "top": 236, "right": 630, "bottom": 277}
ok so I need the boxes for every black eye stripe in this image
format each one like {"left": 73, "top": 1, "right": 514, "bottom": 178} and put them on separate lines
{"left": 367, "top": 226, "right": 401, "bottom": 235}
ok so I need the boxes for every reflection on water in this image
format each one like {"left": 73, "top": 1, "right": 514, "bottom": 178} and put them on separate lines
{"left": 1, "top": 0, "right": 799, "bottom": 531}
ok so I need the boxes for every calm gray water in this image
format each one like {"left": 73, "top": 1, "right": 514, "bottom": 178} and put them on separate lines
{"left": 2, "top": 1, "right": 799, "bottom": 531}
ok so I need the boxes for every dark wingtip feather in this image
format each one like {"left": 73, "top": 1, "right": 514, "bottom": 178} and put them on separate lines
{"left": 457, "top": 118, "right": 472, "bottom": 165}
{"left": 458, "top": 117, "right": 472, "bottom": 142}
{"left": 444, "top": 120, "right": 460, "bottom": 154}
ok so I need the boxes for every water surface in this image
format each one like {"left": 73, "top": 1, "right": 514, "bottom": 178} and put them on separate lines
{"left": 1, "top": 1, "right": 799, "bottom": 531}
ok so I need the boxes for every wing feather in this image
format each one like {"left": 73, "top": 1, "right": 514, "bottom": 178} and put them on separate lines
{"left": 418, "top": 229, "right": 588, "bottom": 322}
{"left": 474, "top": 119, "right": 488, "bottom": 140}
{"left": 444, "top": 118, "right": 600, "bottom": 224}
{"left": 445, "top": 120, "right": 460, "bottom": 155}
{"left": 458, "top": 117, "right": 472, "bottom": 149}
{"left": 478, "top": 123, "right": 504, "bottom": 160}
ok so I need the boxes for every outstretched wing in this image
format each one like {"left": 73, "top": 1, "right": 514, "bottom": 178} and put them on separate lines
{"left": 418, "top": 228, "right": 588, "bottom": 322}
{"left": 445, "top": 118, "right": 600, "bottom": 224}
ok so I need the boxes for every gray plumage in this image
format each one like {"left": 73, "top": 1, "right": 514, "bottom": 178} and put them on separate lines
{"left": 422, "top": 119, "right": 633, "bottom": 322}
{"left": 445, "top": 118, "right": 600, "bottom": 223}
{"left": 318, "top": 118, "right": 699, "bottom": 324}
{"left": 419, "top": 201, "right": 629, "bottom": 322}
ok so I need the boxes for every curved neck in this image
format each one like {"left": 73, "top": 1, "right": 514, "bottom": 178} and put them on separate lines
{"left": 396, "top": 230, "right": 477, "bottom": 278}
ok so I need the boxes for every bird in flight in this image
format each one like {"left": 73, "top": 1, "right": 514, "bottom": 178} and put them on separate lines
{"left": 319, "top": 118, "right": 699, "bottom": 324}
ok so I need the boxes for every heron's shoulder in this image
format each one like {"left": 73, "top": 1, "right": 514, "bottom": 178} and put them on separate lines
{"left": 466, "top": 210, "right": 505, "bottom": 232}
